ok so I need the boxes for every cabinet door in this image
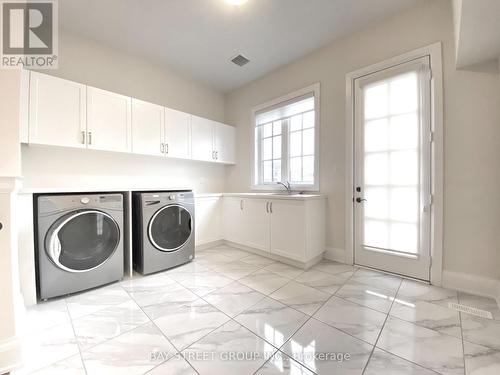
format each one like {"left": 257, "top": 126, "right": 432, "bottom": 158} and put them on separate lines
{"left": 195, "top": 196, "right": 222, "bottom": 246}
{"left": 270, "top": 200, "right": 306, "bottom": 261}
{"left": 29, "top": 72, "right": 86, "bottom": 148}
{"left": 241, "top": 199, "right": 270, "bottom": 251}
{"left": 131, "top": 99, "right": 164, "bottom": 157}
{"left": 165, "top": 108, "right": 191, "bottom": 159}
{"left": 214, "top": 122, "right": 235, "bottom": 164}
{"left": 87, "top": 86, "right": 132, "bottom": 153}
{"left": 223, "top": 197, "right": 244, "bottom": 244}
{"left": 191, "top": 115, "right": 214, "bottom": 162}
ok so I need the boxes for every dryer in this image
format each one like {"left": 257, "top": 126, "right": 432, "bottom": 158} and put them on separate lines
{"left": 132, "top": 191, "right": 195, "bottom": 275}
{"left": 36, "top": 193, "right": 124, "bottom": 300}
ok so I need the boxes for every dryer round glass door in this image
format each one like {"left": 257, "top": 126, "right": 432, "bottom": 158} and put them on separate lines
{"left": 45, "top": 210, "right": 120, "bottom": 272}
{"left": 148, "top": 204, "right": 192, "bottom": 252}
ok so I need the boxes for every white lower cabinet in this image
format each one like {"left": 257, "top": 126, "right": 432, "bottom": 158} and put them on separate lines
{"left": 223, "top": 197, "right": 245, "bottom": 244}
{"left": 240, "top": 198, "right": 270, "bottom": 251}
{"left": 222, "top": 196, "right": 325, "bottom": 264}
{"left": 269, "top": 200, "right": 306, "bottom": 261}
{"left": 195, "top": 196, "right": 222, "bottom": 246}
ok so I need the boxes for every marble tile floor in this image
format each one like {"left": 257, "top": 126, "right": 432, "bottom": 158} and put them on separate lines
{"left": 14, "top": 244, "right": 500, "bottom": 375}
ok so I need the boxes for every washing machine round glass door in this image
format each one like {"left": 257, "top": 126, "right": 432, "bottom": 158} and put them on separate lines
{"left": 45, "top": 210, "right": 120, "bottom": 272}
{"left": 148, "top": 204, "right": 192, "bottom": 252}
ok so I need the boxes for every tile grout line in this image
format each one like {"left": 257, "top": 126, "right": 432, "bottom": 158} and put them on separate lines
{"left": 361, "top": 277, "right": 403, "bottom": 375}
{"left": 457, "top": 293, "right": 467, "bottom": 375}
{"left": 64, "top": 296, "right": 90, "bottom": 375}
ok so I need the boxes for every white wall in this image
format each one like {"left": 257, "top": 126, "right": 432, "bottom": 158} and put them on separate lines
{"left": 224, "top": 0, "right": 500, "bottom": 280}
{"left": 23, "top": 31, "right": 228, "bottom": 193}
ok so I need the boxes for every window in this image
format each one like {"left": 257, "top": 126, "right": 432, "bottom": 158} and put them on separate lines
{"left": 253, "top": 84, "right": 319, "bottom": 190}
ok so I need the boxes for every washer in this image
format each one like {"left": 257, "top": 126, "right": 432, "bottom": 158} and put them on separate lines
{"left": 36, "top": 193, "right": 124, "bottom": 300}
{"left": 132, "top": 191, "right": 195, "bottom": 275}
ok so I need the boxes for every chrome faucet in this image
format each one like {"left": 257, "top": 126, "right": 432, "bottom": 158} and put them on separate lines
{"left": 276, "top": 181, "right": 292, "bottom": 194}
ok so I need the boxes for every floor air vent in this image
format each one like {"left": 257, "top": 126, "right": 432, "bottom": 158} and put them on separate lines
{"left": 448, "top": 302, "right": 493, "bottom": 319}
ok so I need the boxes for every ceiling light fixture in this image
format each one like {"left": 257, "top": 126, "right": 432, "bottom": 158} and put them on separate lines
{"left": 224, "top": 0, "right": 248, "bottom": 6}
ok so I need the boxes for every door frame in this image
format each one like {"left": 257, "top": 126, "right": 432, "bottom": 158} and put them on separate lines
{"left": 345, "top": 43, "right": 444, "bottom": 286}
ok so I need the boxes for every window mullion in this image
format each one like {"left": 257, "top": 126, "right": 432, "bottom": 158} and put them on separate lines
{"left": 282, "top": 118, "right": 289, "bottom": 183}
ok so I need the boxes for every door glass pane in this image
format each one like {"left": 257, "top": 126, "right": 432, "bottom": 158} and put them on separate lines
{"left": 150, "top": 206, "right": 192, "bottom": 251}
{"left": 390, "top": 114, "right": 418, "bottom": 150}
{"left": 362, "top": 70, "right": 421, "bottom": 255}
{"left": 365, "top": 119, "right": 389, "bottom": 152}
{"left": 365, "top": 220, "right": 389, "bottom": 249}
{"left": 364, "top": 83, "right": 388, "bottom": 119}
{"left": 50, "top": 211, "right": 119, "bottom": 271}
{"left": 390, "top": 73, "right": 418, "bottom": 114}
{"left": 364, "top": 153, "right": 388, "bottom": 185}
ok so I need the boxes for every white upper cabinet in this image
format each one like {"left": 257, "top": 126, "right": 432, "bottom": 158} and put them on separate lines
{"left": 131, "top": 99, "right": 164, "bottom": 157}
{"left": 191, "top": 116, "right": 236, "bottom": 164}
{"left": 29, "top": 72, "right": 86, "bottom": 148}
{"left": 191, "top": 115, "right": 215, "bottom": 162}
{"left": 214, "top": 122, "right": 235, "bottom": 164}
{"left": 165, "top": 108, "right": 191, "bottom": 159}
{"left": 87, "top": 86, "right": 132, "bottom": 153}
{"left": 24, "top": 72, "right": 234, "bottom": 165}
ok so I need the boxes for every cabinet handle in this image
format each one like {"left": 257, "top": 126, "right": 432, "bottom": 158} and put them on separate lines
{"left": 88, "top": 131, "right": 92, "bottom": 145}
{"left": 266, "top": 201, "right": 269, "bottom": 213}
{"left": 270, "top": 202, "right": 273, "bottom": 213}
{"left": 160, "top": 143, "right": 165, "bottom": 153}
{"left": 166, "top": 143, "right": 169, "bottom": 154}
{"left": 81, "top": 131, "right": 86, "bottom": 144}
{"left": 240, "top": 200, "right": 244, "bottom": 210}
{"left": 216, "top": 151, "right": 219, "bottom": 160}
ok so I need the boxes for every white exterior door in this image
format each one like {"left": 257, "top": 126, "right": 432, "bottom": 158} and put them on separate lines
{"left": 191, "top": 115, "right": 215, "bottom": 162}
{"left": 214, "top": 122, "right": 236, "bottom": 164}
{"left": 87, "top": 87, "right": 132, "bottom": 153}
{"left": 270, "top": 200, "right": 306, "bottom": 261}
{"left": 165, "top": 108, "right": 191, "bottom": 159}
{"left": 29, "top": 72, "right": 87, "bottom": 148}
{"left": 131, "top": 99, "right": 164, "bottom": 157}
{"left": 353, "top": 57, "right": 432, "bottom": 280}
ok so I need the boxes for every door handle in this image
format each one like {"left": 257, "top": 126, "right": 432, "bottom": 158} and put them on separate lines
{"left": 356, "top": 197, "right": 367, "bottom": 203}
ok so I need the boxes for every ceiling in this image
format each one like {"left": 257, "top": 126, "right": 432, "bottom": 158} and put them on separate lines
{"left": 60, "top": 0, "right": 419, "bottom": 92}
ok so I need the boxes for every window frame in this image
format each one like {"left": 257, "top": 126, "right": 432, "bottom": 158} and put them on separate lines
{"left": 251, "top": 83, "right": 320, "bottom": 191}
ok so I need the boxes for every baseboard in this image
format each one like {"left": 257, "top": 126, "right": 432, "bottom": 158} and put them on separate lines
{"left": 442, "top": 270, "right": 500, "bottom": 306}
{"left": 195, "top": 239, "right": 225, "bottom": 251}
{"left": 0, "top": 336, "right": 22, "bottom": 374}
{"left": 324, "top": 246, "right": 346, "bottom": 263}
